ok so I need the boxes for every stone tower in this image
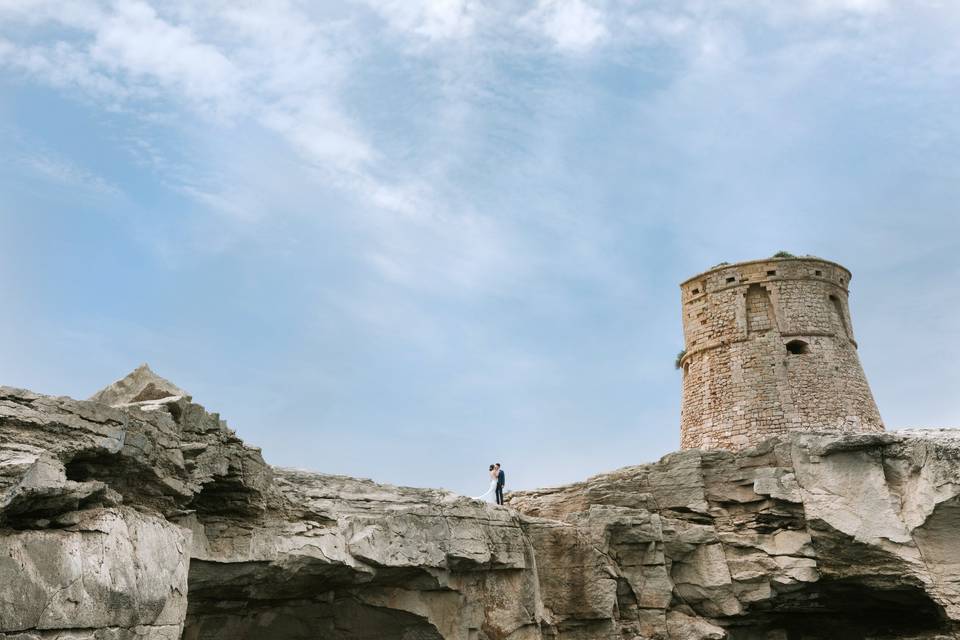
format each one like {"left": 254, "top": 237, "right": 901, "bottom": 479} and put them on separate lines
{"left": 679, "top": 256, "right": 883, "bottom": 450}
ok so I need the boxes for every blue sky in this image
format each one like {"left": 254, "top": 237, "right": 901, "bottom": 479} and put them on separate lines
{"left": 1, "top": 0, "right": 958, "bottom": 496}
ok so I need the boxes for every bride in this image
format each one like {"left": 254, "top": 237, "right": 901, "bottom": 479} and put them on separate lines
{"left": 472, "top": 464, "right": 498, "bottom": 502}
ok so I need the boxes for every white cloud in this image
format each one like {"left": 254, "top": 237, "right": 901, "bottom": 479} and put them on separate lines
{"left": 526, "top": 0, "right": 609, "bottom": 53}
{"left": 3, "top": 128, "right": 123, "bottom": 198}
{"left": 175, "top": 183, "right": 259, "bottom": 223}
{"left": 88, "top": 1, "right": 241, "bottom": 116}
{"left": 361, "top": 208, "right": 523, "bottom": 295}
{"left": 0, "top": 2, "right": 367, "bottom": 165}
{"left": 1, "top": 39, "right": 130, "bottom": 99}
{"left": 261, "top": 103, "right": 374, "bottom": 173}
{"left": 803, "top": 0, "right": 889, "bottom": 16}
{"left": 0, "top": 0, "right": 104, "bottom": 29}
{"left": 0, "top": 2, "right": 383, "bottom": 218}
{"left": 370, "top": 0, "right": 479, "bottom": 41}
{"left": 2, "top": 0, "right": 957, "bottom": 299}
{"left": 24, "top": 153, "right": 122, "bottom": 197}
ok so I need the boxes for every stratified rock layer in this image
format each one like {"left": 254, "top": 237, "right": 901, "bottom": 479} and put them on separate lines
{"left": 1, "top": 370, "right": 958, "bottom": 639}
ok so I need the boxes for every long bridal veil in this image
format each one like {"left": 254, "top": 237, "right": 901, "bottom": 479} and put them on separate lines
{"left": 473, "top": 479, "right": 497, "bottom": 501}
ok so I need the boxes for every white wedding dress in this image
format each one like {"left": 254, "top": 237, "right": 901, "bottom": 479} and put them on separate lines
{"left": 473, "top": 478, "right": 498, "bottom": 502}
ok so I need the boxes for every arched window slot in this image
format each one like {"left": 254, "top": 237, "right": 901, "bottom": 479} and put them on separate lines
{"left": 745, "top": 284, "right": 775, "bottom": 334}
{"left": 786, "top": 339, "right": 809, "bottom": 355}
{"left": 829, "top": 294, "right": 851, "bottom": 339}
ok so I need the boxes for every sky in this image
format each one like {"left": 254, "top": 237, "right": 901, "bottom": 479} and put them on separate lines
{"left": 1, "top": 0, "right": 959, "bottom": 497}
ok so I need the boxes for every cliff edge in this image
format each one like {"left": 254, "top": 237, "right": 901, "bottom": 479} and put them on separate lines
{"left": 1, "top": 368, "right": 958, "bottom": 639}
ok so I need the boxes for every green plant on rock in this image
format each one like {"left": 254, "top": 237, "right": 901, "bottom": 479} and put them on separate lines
{"left": 675, "top": 349, "right": 686, "bottom": 370}
{"left": 773, "top": 251, "right": 795, "bottom": 258}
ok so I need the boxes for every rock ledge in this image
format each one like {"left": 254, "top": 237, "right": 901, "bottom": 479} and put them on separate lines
{"left": 1, "top": 369, "right": 958, "bottom": 639}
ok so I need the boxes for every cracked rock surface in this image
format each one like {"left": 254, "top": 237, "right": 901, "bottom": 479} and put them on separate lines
{"left": 1, "top": 367, "right": 959, "bottom": 639}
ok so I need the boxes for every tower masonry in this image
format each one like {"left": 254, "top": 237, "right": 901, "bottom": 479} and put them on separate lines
{"left": 679, "top": 256, "right": 883, "bottom": 450}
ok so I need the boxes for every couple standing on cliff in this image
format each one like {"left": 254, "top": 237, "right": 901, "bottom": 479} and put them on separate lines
{"left": 474, "top": 463, "right": 506, "bottom": 505}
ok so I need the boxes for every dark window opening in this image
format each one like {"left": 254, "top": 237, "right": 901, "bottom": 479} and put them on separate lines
{"left": 726, "top": 276, "right": 736, "bottom": 283}
{"left": 786, "top": 339, "right": 809, "bottom": 355}
{"left": 691, "top": 288, "right": 700, "bottom": 295}
{"left": 815, "top": 270, "right": 822, "bottom": 276}
{"left": 767, "top": 270, "right": 777, "bottom": 276}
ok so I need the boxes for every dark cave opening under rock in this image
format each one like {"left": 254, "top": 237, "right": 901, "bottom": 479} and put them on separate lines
{"left": 183, "top": 559, "right": 449, "bottom": 640}
{"left": 182, "top": 598, "right": 444, "bottom": 640}
{"left": 188, "top": 473, "right": 263, "bottom": 517}
{"left": 725, "top": 579, "right": 950, "bottom": 640}
{"left": 64, "top": 449, "right": 177, "bottom": 511}
{"left": 64, "top": 450, "right": 126, "bottom": 484}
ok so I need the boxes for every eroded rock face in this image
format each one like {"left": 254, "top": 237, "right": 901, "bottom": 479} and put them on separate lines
{"left": 1, "top": 370, "right": 959, "bottom": 639}
{"left": 509, "top": 436, "right": 960, "bottom": 639}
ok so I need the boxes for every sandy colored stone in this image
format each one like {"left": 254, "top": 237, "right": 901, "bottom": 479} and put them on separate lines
{"left": 679, "top": 257, "right": 884, "bottom": 451}
{"left": 1, "top": 371, "right": 959, "bottom": 639}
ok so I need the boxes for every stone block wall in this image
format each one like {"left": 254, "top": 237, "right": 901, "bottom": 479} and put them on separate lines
{"left": 679, "top": 257, "right": 883, "bottom": 450}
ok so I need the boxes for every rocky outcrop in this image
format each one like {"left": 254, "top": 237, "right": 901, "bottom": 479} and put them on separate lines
{"left": 1, "top": 368, "right": 959, "bottom": 639}
{"left": 509, "top": 433, "right": 960, "bottom": 639}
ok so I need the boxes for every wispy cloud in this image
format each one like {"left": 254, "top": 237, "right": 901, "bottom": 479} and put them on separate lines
{"left": 370, "top": 0, "right": 480, "bottom": 42}
{"left": 0, "top": 1, "right": 374, "bottom": 210}
{"left": 89, "top": 2, "right": 241, "bottom": 116}
{"left": 2, "top": 125, "right": 123, "bottom": 198}
{"left": 2, "top": 0, "right": 958, "bottom": 290}
{"left": 524, "top": 0, "right": 609, "bottom": 53}
{"left": 19, "top": 152, "right": 122, "bottom": 197}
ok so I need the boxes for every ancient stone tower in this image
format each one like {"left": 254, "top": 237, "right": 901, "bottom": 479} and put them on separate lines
{"left": 679, "top": 256, "right": 883, "bottom": 450}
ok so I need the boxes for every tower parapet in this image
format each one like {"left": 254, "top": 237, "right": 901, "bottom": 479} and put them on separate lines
{"left": 679, "top": 256, "right": 883, "bottom": 450}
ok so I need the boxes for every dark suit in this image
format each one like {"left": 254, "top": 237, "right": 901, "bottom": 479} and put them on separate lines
{"left": 496, "top": 469, "right": 505, "bottom": 505}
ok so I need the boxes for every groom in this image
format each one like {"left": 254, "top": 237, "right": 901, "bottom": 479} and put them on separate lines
{"left": 495, "top": 463, "right": 505, "bottom": 505}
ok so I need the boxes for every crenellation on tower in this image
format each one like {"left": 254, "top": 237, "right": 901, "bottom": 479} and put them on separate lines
{"left": 679, "top": 256, "right": 883, "bottom": 451}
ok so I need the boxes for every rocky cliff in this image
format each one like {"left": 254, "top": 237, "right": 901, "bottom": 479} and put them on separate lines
{"left": 1, "top": 367, "right": 958, "bottom": 639}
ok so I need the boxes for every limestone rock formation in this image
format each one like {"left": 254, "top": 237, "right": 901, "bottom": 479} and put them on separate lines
{"left": 89, "top": 364, "right": 190, "bottom": 406}
{"left": 1, "top": 369, "right": 959, "bottom": 639}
